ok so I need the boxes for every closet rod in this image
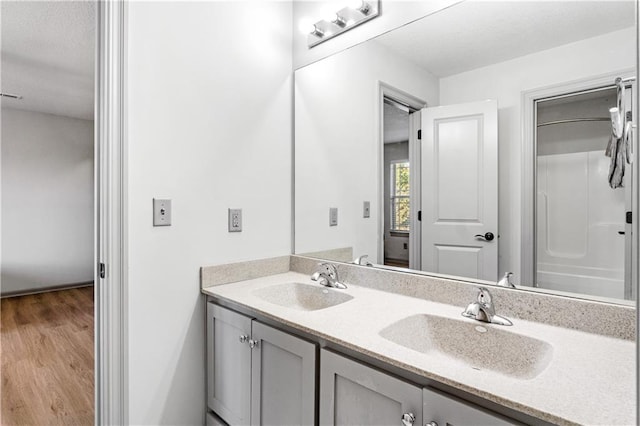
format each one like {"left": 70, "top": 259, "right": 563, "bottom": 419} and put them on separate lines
{"left": 537, "top": 117, "right": 610, "bottom": 127}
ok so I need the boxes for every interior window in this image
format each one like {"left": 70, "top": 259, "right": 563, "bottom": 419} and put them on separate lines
{"left": 390, "top": 161, "right": 410, "bottom": 232}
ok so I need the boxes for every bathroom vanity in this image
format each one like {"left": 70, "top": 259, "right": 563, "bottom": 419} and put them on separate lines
{"left": 201, "top": 256, "right": 635, "bottom": 426}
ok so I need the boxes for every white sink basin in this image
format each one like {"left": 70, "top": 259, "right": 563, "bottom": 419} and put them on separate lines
{"left": 380, "top": 314, "right": 553, "bottom": 379}
{"left": 253, "top": 282, "right": 353, "bottom": 311}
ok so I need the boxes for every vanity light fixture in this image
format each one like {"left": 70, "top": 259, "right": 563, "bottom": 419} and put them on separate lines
{"left": 307, "top": 0, "right": 380, "bottom": 48}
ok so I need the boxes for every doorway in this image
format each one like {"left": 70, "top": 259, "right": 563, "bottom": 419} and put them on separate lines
{"left": 383, "top": 98, "right": 413, "bottom": 268}
{"left": 380, "top": 90, "right": 423, "bottom": 269}
{"left": 1, "top": 1, "right": 96, "bottom": 423}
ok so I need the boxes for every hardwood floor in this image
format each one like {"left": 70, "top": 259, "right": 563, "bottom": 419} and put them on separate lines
{"left": 1, "top": 286, "right": 94, "bottom": 425}
{"left": 384, "top": 258, "right": 410, "bottom": 268}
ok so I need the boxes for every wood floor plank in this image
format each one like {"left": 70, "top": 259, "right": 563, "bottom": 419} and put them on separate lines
{"left": 1, "top": 286, "right": 95, "bottom": 425}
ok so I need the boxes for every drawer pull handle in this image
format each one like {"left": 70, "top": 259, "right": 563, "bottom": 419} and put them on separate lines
{"left": 239, "top": 334, "right": 249, "bottom": 344}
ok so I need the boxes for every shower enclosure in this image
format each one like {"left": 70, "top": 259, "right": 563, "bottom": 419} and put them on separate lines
{"left": 534, "top": 79, "right": 635, "bottom": 300}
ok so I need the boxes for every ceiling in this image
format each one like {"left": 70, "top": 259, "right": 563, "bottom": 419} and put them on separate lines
{"left": 1, "top": 1, "right": 95, "bottom": 120}
{"left": 384, "top": 102, "right": 410, "bottom": 144}
{"left": 374, "top": 0, "right": 635, "bottom": 78}
{"left": 1, "top": 0, "right": 633, "bottom": 121}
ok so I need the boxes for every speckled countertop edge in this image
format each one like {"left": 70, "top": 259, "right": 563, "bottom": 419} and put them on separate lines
{"left": 202, "top": 271, "right": 636, "bottom": 426}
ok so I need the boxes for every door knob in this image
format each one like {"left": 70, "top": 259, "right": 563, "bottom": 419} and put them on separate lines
{"left": 401, "top": 413, "right": 415, "bottom": 426}
{"left": 239, "top": 334, "right": 249, "bottom": 344}
{"left": 474, "top": 232, "right": 495, "bottom": 241}
{"left": 249, "top": 339, "right": 259, "bottom": 349}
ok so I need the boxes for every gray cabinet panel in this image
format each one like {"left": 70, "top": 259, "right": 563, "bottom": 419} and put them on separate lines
{"left": 423, "top": 387, "right": 519, "bottom": 426}
{"left": 208, "top": 303, "right": 252, "bottom": 426}
{"left": 320, "top": 349, "right": 423, "bottom": 426}
{"left": 250, "top": 321, "right": 316, "bottom": 426}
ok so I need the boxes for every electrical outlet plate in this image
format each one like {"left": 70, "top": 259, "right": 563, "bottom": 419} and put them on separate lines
{"left": 228, "top": 208, "right": 242, "bottom": 232}
{"left": 329, "top": 207, "right": 338, "bottom": 226}
{"left": 363, "top": 201, "right": 370, "bottom": 218}
{"left": 153, "top": 199, "right": 172, "bottom": 226}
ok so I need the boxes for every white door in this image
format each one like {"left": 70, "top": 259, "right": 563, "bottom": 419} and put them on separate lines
{"left": 421, "top": 100, "right": 498, "bottom": 281}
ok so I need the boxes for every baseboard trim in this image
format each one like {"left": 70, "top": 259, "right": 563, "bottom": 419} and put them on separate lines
{"left": 1, "top": 281, "right": 94, "bottom": 299}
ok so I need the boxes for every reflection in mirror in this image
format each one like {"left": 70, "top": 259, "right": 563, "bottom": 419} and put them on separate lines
{"left": 294, "top": 0, "right": 637, "bottom": 303}
{"left": 535, "top": 88, "right": 632, "bottom": 300}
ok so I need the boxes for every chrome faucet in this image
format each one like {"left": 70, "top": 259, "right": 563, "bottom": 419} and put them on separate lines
{"left": 497, "top": 272, "right": 516, "bottom": 288}
{"left": 462, "top": 287, "right": 512, "bottom": 326}
{"left": 352, "top": 254, "right": 373, "bottom": 266}
{"left": 311, "top": 262, "right": 347, "bottom": 289}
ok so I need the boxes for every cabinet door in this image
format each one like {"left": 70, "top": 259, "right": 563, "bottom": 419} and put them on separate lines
{"left": 320, "top": 349, "right": 423, "bottom": 426}
{"left": 423, "top": 387, "right": 519, "bottom": 426}
{"left": 250, "top": 321, "right": 316, "bottom": 426}
{"left": 207, "top": 303, "right": 252, "bottom": 425}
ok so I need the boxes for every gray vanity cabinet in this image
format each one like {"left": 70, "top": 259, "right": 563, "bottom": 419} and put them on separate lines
{"left": 207, "top": 303, "right": 316, "bottom": 426}
{"left": 319, "top": 349, "right": 423, "bottom": 426}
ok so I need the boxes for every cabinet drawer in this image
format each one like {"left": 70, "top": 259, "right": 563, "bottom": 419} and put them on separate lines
{"left": 423, "top": 387, "right": 519, "bottom": 426}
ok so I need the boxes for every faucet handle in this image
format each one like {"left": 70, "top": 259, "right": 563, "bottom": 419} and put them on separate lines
{"left": 497, "top": 272, "right": 516, "bottom": 288}
{"left": 477, "top": 287, "right": 495, "bottom": 316}
{"left": 317, "top": 262, "right": 338, "bottom": 278}
{"left": 477, "top": 287, "right": 492, "bottom": 303}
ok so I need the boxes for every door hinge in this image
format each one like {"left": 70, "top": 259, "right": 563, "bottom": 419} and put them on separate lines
{"left": 417, "top": 129, "right": 422, "bottom": 140}
{"left": 417, "top": 211, "right": 422, "bottom": 221}
{"left": 99, "top": 262, "right": 106, "bottom": 279}
{"left": 626, "top": 211, "right": 632, "bottom": 224}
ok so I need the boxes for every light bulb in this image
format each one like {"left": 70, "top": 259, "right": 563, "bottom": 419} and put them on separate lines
{"left": 310, "top": 24, "right": 325, "bottom": 38}
{"left": 298, "top": 18, "right": 315, "bottom": 35}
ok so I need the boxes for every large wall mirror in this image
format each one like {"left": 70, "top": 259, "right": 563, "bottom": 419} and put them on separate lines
{"left": 294, "top": 0, "right": 638, "bottom": 304}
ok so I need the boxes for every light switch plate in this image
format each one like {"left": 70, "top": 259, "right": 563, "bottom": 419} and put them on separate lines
{"left": 363, "top": 201, "right": 370, "bottom": 218}
{"left": 329, "top": 207, "right": 338, "bottom": 226}
{"left": 228, "top": 208, "right": 242, "bottom": 232}
{"left": 153, "top": 199, "right": 172, "bottom": 226}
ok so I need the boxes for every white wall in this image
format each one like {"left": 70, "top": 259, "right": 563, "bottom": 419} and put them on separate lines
{"left": 1, "top": 108, "right": 94, "bottom": 294}
{"left": 293, "top": 0, "right": 461, "bottom": 69}
{"left": 295, "top": 40, "right": 439, "bottom": 263}
{"left": 126, "top": 1, "right": 292, "bottom": 424}
{"left": 439, "top": 27, "right": 636, "bottom": 285}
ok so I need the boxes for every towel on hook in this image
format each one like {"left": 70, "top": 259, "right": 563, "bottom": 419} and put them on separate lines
{"left": 606, "top": 131, "right": 627, "bottom": 188}
{"left": 606, "top": 79, "right": 632, "bottom": 189}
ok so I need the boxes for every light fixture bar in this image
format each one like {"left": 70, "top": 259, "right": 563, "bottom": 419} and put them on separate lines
{"left": 0, "top": 92, "right": 23, "bottom": 99}
{"left": 307, "top": 1, "right": 380, "bottom": 48}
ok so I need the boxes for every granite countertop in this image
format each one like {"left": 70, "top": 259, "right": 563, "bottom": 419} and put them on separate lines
{"left": 202, "top": 271, "right": 635, "bottom": 426}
